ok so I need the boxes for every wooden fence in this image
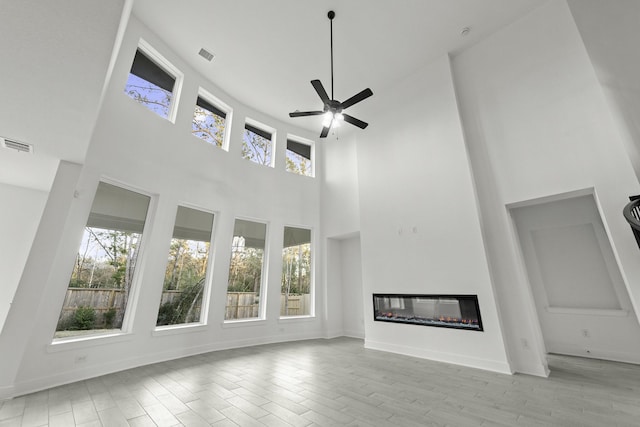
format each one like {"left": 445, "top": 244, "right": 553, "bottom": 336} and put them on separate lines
{"left": 58, "top": 289, "right": 311, "bottom": 326}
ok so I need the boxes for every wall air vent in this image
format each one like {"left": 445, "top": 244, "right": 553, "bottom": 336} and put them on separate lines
{"left": 198, "top": 48, "right": 214, "bottom": 62}
{"left": 1, "top": 137, "right": 33, "bottom": 154}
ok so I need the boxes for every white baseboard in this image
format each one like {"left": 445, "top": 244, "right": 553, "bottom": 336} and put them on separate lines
{"left": 547, "top": 342, "right": 640, "bottom": 365}
{"left": 342, "top": 329, "right": 365, "bottom": 339}
{"left": 365, "top": 339, "right": 512, "bottom": 375}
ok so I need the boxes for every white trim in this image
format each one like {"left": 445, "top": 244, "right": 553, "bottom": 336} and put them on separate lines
{"left": 544, "top": 306, "right": 629, "bottom": 317}
{"left": 133, "top": 38, "right": 184, "bottom": 123}
{"left": 48, "top": 332, "right": 133, "bottom": 352}
{"left": 152, "top": 323, "right": 208, "bottom": 336}
{"left": 365, "top": 339, "right": 513, "bottom": 375}
{"left": 222, "top": 318, "right": 267, "bottom": 327}
{"left": 280, "top": 223, "right": 315, "bottom": 318}
{"left": 285, "top": 133, "right": 315, "bottom": 177}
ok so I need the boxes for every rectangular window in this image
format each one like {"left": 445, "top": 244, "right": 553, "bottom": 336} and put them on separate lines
{"left": 286, "top": 138, "right": 313, "bottom": 177}
{"left": 156, "top": 206, "right": 214, "bottom": 327}
{"left": 225, "top": 219, "right": 267, "bottom": 320}
{"left": 124, "top": 42, "right": 181, "bottom": 121}
{"left": 192, "top": 92, "right": 230, "bottom": 148}
{"left": 242, "top": 121, "right": 273, "bottom": 167}
{"left": 281, "top": 226, "right": 312, "bottom": 316}
{"left": 55, "top": 182, "right": 150, "bottom": 339}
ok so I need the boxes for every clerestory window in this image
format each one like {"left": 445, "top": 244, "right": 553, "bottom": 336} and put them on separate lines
{"left": 286, "top": 138, "right": 313, "bottom": 177}
{"left": 192, "top": 91, "right": 231, "bottom": 149}
{"left": 124, "top": 41, "right": 182, "bottom": 121}
{"left": 242, "top": 121, "right": 274, "bottom": 167}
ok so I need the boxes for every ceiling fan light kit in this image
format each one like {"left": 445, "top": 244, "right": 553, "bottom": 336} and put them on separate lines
{"left": 289, "top": 10, "right": 373, "bottom": 138}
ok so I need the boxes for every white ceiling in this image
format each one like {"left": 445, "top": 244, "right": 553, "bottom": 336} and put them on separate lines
{"left": 132, "top": 0, "right": 547, "bottom": 133}
{"left": 0, "top": 0, "right": 548, "bottom": 191}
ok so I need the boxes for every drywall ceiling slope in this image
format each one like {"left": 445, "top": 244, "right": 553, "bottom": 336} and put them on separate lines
{"left": 132, "top": 0, "right": 545, "bottom": 133}
{"left": 567, "top": 0, "right": 640, "bottom": 181}
{"left": 0, "top": 0, "right": 126, "bottom": 189}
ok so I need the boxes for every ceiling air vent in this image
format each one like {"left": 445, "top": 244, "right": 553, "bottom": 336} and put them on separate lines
{"left": 1, "top": 137, "right": 33, "bottom": 154}
{"left": 198, "top": 48, "right": 214, "bottom": 62}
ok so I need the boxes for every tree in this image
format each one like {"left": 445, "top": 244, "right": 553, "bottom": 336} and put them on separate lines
{"left": 242, "top": 131, "right": 272, "bottom": 165}
{"left": 124, "top": 74, "right": 171, "bottom": 118}
{"left": 192, "top": 106, "right": 226, "bottom": 147}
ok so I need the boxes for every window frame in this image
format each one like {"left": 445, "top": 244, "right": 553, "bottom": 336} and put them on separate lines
{"left": 224, "top": 217, "right": 270, "bottom": 323}
{"left": 242, "top": 119, "right": 276, "bottom": 168}
{"left": 280, "top": 224, "right": 314, "bottom": 319}
{"left": 52, "top": 178, "right": 156, "bottom": 344}
{"left": 192, "top": 88, "right": 233, "bottom": 150}
{"left": 285, "top": 135, "right": 315, "bottom": 177}
{"left": 154, "top": 203, "right": 217, "bottom": 332}
{"left": 125, "top": 39, "right": 184, "bottom": 123}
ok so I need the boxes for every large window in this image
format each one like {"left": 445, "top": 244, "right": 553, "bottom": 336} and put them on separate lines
{"left": 242, "top": 121, "right": 274, "bottom": 167}
{"left": 192, "top": 92, "right": 230, "bottom": 148}
{"left": 286, "top": 138, "right": 313, "bottom": 177}
{"left": 225, "top": 219, "right": 267, "bottom": 320}
{"left": 55, "top": 182, "right": 150, "bottom": 339}
{"left": 281, "top": 227, "right": 312, "bottom": 316}
{"left": 156, "top": 206, "right": 214, "bottom": 327}
{"left": 124, "top": 41, "right": 181, "bottom": 121}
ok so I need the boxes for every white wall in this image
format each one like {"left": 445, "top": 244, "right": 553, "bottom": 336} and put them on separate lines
{"left": 341, "top": 235, "right": 364, "bottom": 338}
{"left": 511, "top": 193, "right": 640, "bottom": 363}
{"left": 355, "top": 55, "right": 511, "bottom": 373}
{"left": 452, "top": 0, "right": 640, "bottom": 374}
{"left": 0, "top": 183, "right": 47, "bottom": 333}
{"left": 321, "top": 135, "right": 361, "bottom": 237}
{"left": 567, "top": 0, "right": 640, "bottom": 182}
{"left": 0, "top": 15, "right": 327, "bottom": 399}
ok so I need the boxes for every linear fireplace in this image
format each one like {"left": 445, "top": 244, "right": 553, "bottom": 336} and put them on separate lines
{"left": 373, "top": 294, "right": 483, "bottom": 331}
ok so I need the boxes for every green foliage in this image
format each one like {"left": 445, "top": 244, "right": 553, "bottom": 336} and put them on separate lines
{"left": 71, "top": 306, "right": 96, "bottom": 330}
{"left": 103, "top": 307, "right": 117, "bottom": 328}
{"left": 282, "top": 243, "right": 311, "bottom": 295}
{"left": 156, "top": 280, "right": 204, "bottom": 326}
{"left": 68, "top": 227, "right": 140, "bottom": 289}
{"left": 227, "top": 245, "right": 264, "bottom": 293}
{"left": 192, "top": 106, "right": 226, "bottom": 147}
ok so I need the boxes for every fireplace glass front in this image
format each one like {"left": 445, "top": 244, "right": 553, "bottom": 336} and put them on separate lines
{"left": 373, "top": 294, "right": 483, "bottom": 331}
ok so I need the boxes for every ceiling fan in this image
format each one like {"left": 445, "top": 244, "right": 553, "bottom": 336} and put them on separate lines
{"left": 289, "top": 10, "right": 373, "bottom": 138}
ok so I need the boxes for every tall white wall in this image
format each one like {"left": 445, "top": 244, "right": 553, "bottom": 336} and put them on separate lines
{"left": 0, "top": 15, "right": 326, "bottom": 399}
{"left": 355, "top": 55, "right": 511, "bottom": 373}
{"left": 340, "top": 235, "right": 364, "bottom": 338}
{"left": 0, "top": 184, "right": 47, "bottom": 333}
{"left": 567, "top": 0, "right": 640, "bottom": 182}
{"left": 452, "top": 0, "right": 640, "bottom": 374}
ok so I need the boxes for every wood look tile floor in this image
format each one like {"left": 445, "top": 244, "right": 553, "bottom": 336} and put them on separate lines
{"left": 1, "top": 337, "right": 640, "bottom": 426}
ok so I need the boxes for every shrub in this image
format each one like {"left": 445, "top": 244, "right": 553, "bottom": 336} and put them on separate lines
{"left": 72, "top": 306, "right": 96, "bottom": 330}
{"left": 103, "top": 307, "right": 117, "bottom": 328}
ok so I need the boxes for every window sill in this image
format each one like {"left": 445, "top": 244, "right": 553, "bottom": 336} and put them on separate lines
{"left": 278, "top": 315, "right": 315, "bottom": 322}
{"left": 152, "top": 323, "right": 208, "bottom": 337}
{"left": 222, "top": 318, "right": 267, "bottom": 328}
{"left": 47, "top": 331, "right": 132, "bottom": 353}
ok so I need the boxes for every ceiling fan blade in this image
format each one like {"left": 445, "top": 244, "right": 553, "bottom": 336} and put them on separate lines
{"left": 311, "top": 80, "right": 330, "bottom": 104}
{"left": 341, "top": 88, "right": 373, "bottom": 109}
{"left": 320, "top": 125, "right": 331, "bottom": 138}
{"left": 289, "top": 111, "right": 325, "bottom": 118}
{"left": 342, "top": 114, "right": 368, "bottom": 129}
